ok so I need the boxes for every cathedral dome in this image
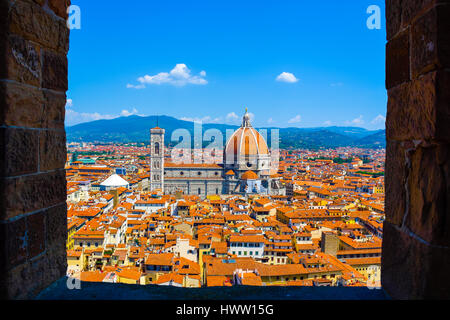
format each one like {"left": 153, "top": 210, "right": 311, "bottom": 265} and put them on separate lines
{"left": 225, "top": 109, "right": 269, "bottom": 159}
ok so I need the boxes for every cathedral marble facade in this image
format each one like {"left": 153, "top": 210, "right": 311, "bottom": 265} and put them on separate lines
{"left": 149, "top": 110, "right": 285, "bottom": 198}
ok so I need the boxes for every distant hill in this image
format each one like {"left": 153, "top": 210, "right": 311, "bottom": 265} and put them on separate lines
{"left": 66, "top": 115, "right": 386, "bottom": 149}
{"left": 66, "top": 115, "right": 239, "bottom": 146}
{"left": 353, "top": 130, "right": 386, "bottom": 148}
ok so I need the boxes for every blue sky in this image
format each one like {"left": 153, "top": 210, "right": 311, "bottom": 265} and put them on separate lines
{"left": 66, "top": 0, "right": 387, "bottom": 130}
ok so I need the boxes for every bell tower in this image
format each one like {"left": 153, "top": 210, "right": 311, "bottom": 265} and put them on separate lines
{"left": 150, "top": 126, "right": 165, "bottom": 192}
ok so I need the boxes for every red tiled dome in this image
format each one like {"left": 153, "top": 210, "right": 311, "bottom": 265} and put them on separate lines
{"left": 241, "top": 170, "right": 258, "bottom": 180}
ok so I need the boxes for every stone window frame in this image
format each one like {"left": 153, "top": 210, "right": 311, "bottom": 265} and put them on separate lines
{"left": 0, "top": 0, "right": 449, "bottom": 300}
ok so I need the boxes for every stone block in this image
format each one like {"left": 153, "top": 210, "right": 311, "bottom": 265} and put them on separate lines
{"left": 0, "top": 80, "right": 44, "bottom": 128}
{"left": 386, "top": 70, "right": 450, "bottom": 141}
{"left": 385, "top": 140, "right": 407, "bottom": 226}
{"left": 0, "top": 127, "right": 39, "bottom": 177}
{"left": 385, "top": 0, "right": 403, "bottom": 41}
{"left": 49, "top": 0, "right": 71, "bottom": 19}
{"left": 0, "top": 34, "right": 41, "bottom": 87}
{"left": 0, "top": 217, "right": 27, "bottom": 271}
{"left": 405, "top": 142, "right": 450, "bottom": 246}
{"left": 41, "top": 49, "right": 68, "bottom": 91}
{"left": 9, "top": 0, "right": 69, "bottom": 54}
{"left": 386, "top": 29, "right": 410, "bottom": 89}
{"left": 0, "top": 1, "right": 9, "bottom": 69}
{"left": 402, "top": 0, "right": 450, "bottom": 27}
{"left": 412, "top": 5, "right": 450, "bottom": 78}
{"left": 42, "top": 90, "right": 66, "bottom": 129}
{"left": 27, "top": 211, "right": 46, "bottom": 259}
{"left": 0, "top": 170, "right": 67, "bottom": 220}
{"left": 382, "top": 221, "right": 450, "bottom": 299}
{"left": 2, "top": 238, "right": 67, "bottom": 299}
{"left": 45, "top": 204, "right": 67, "bottom": 250}
{"left": 39, "top": 129, "right": 67, "bottom": 172}
{"left": 2, "top": 260, "right": 31, "bottom": 299}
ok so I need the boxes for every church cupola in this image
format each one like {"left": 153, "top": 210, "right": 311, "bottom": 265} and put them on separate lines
{"left": 242, "top": 108, "right": 252, "bottom": 127}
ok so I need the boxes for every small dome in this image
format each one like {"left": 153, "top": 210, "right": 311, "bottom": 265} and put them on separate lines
{"left": 241, "top": 170, "right": 258, "bottom": 180}
{"left": 225, "top": 170, "right": 235, "bottom": 175}
{"left": 100, "top": 174, "right": 129, "bottom": 187}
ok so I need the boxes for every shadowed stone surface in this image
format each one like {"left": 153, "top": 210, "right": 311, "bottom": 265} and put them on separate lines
{"left": 0, "top": 127, "right": 39, "bottom": 177}
{"left": 382, "top": 222, "right": 450, "bottom": 299}
{"left": 37, "top": 277, "right": 388, "bottom": 300}
{"left": 0, "top": 0, "right": 70, "bottom": 299}
{"left": 386, "top": 29, "right": 410, "bottom": 89}
{"left": 383, "top": 0, "right": 450, "bottom": 300}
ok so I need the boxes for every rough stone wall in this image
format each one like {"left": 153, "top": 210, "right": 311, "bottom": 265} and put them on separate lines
{"left": 383, "top": 0, "right": 450, "bottom": 299}
{"left": 0, "top": 0, "right": 70, "bottom": 299}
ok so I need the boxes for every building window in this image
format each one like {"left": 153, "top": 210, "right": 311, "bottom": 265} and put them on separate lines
{"left": 154, "top": 142, "right": 160, "bottom": 155}
{"left": 198, "top": 172, "right": 202, "bottom": 176}
{"left": 198, "top": 188, "right": 201, "bottom": 194}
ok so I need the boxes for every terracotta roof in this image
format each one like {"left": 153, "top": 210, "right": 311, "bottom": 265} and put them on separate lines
{"left": 241, "top": 170, "right": 258, "bottom": 180}
{"left": 154, "top": 273, "right": 184, "bottom": 285}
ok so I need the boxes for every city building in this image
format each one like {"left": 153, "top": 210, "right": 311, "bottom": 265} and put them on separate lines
{"left": 151, "top": 109, "right": 286, "bottom": 198}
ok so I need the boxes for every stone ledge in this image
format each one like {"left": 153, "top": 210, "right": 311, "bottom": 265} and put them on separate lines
{"left": 36, "top": 277, "right": 388, "bottom": 300}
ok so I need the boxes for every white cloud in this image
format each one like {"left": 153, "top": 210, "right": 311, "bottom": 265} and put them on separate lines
{"left": 126, "top": 84, "right": 145, "bottom": 89}
{"left": 180, "top": 116, "right": 222, "bottom": 124}
{"left": 66, "top": 109, "right": 117, "bottom": 126}
{"left": 121, "top": 108, "right": 139, "bottom": 117}
{"left": 348, "top": 115, "right": 365, "bottom": 125}
{"left": 226, "top": 112, "right": 239, "bottom": 123}
{"left": 267, "top": 118, "right": 274, "bottom": 124}
{"left": 128, "top": 64, "right": 208, "bottom": 88}
{"left": 371, "top": 114, "right": 386, "bottom": 124}
{"left": 323, "top": 120, "right": 332, "bottom": 126}
{"left": 65, "top": 100, "right": 144, "bottom": 126}
{"left": 288, "top": 115, "right": 302, "bottom": 124}
{"left": 276, "top": 72, "right": 299, "bottom": 83}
